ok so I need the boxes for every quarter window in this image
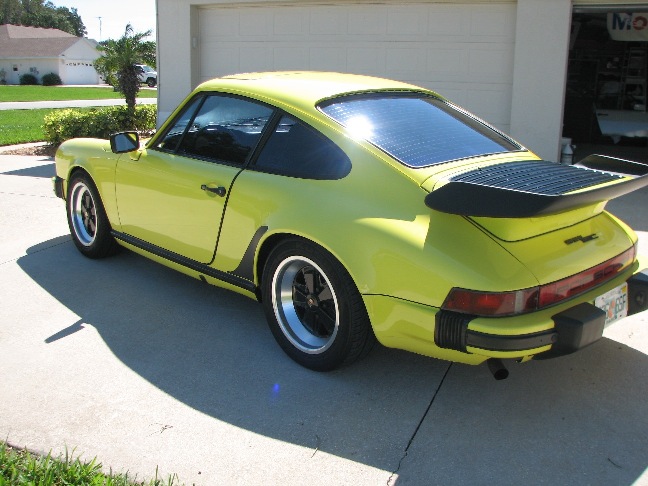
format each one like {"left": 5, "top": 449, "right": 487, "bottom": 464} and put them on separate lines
{"left": 254, "top": 115, "right": 351, "bottom": 179}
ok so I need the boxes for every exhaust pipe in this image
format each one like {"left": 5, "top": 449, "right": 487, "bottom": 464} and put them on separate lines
{"left": 487, "top": 358, "right": 509, "bottom": 381}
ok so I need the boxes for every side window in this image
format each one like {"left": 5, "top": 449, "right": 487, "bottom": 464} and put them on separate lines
{"left": 155, "top": 96, "right": 202, "bottom": 152}
{"left": 154, "top": 94, "right": 273, "bottom": 165}
{"left": 254, "top": 115, "right": 351, "bottom": 180}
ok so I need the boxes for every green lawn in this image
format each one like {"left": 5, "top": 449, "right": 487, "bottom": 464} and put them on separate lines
{"left": 0, "top": 442, "right": 180, "bottom": 485}
{"left": 0, "top": 85, "right": 157, "bottom": 102}
{"left": 0, "top": 108, "right": 61, "bottom": 145}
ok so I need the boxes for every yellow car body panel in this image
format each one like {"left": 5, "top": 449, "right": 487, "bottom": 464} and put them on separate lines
{"left": 53, "top": 71, "right": 648, "bottom": 372}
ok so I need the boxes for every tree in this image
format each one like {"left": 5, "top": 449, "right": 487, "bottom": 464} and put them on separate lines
{"left": 94, "top": 24, "right": 155, "bottom": 110}
{"left": 0, "top": 0, "right": 87, "bottom": 37}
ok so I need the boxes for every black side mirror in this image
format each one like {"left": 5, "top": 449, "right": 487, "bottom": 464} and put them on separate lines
{"left": 110, "top": 131, "right": 140, "bottom": 154}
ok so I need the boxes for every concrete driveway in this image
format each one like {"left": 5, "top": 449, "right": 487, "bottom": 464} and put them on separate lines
{"left": 1, "top": 154, "right": 647, "bottom": 485}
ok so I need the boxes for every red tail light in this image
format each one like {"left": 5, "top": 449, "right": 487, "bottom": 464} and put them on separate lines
{"left": 442, "top": 245, "right": 636, "bottom": 317}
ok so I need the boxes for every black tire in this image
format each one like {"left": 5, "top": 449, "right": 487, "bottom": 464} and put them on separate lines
{"left": 66, "top": 172, "right": 119, "bottom": 259}
{"left": 146, "top": 78, "right": 156, "bottom": 87}
{"left": 262, "top": 239, "right": 375, "bottom": 371}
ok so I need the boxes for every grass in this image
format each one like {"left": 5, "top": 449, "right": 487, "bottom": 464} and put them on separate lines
{"left": 0, "top": 442, "right": 181, "bottom": 486}
{"left": 0, "top": 108, "right": 62, "bottom": 145}
{"left": 0, "top": 85, "right": 157, "bottom": 102}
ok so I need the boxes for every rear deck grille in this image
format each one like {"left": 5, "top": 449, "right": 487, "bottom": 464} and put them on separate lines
{"left": 451, "top": 161, "right": 622, "bottom": 196}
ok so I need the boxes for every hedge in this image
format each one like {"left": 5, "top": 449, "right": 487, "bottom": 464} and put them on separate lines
{"left": 43, "top": 105, "right": 157, "bottom": 146}
{"left": 41, "top": 72, "right": 62, "bottom": 86}
{"left": 19, "top": 73, "right": 38, "bottom": 85}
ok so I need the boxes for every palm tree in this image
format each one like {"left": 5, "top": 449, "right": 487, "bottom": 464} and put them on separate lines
{"left": 94, "top": 24, "right": 156, "bottom": 110}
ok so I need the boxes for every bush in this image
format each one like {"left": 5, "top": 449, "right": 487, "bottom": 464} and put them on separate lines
{"left": 43, "top": 104, "right": 157, "bottom": 146}
{"left": 42, "top": 72, "right": 63, "bottom": 86}
{"left": 19, "top": 73, "right": 38, "bottom": 85}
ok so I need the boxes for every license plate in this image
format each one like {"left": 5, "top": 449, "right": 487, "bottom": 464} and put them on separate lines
{"left": 595, "top": 283, "right": 628, "bottom": 327}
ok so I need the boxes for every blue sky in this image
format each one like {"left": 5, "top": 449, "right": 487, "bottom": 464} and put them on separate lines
{"left": 51, "top": 0, "right": 156, "bottom": 42}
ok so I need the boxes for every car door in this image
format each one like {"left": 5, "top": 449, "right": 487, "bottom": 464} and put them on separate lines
{"left": 115, "top": 93, "right": 274, "bottom": 264}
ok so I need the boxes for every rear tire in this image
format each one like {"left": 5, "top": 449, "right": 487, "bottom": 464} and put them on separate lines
{"left": 262, "top": 239, "right": 375, "bottom": 371}
{"left": 66, "top": 172, "right": 119, "bottom": 259}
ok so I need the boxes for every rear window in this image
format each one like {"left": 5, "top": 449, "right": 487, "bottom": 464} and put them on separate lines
{"left": 319, "top": 93, "right": 521, "bottom": 167}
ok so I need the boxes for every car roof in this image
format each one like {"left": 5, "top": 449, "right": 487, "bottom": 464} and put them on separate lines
{"left": 194, "top": 71, "right": 437, "bottom": 110}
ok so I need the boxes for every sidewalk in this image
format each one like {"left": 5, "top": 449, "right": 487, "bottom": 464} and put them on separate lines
{"left": 0, "top": 98, "right": 157, "bottom": 110}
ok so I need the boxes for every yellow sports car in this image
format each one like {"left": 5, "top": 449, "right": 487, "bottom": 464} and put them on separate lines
{"left": 53, "top": 72, "right": 648, "bottom": 378}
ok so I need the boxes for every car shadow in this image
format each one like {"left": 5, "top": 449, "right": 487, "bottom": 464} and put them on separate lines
{"left": 3, "top": 162, "right": 55, "bottom": 178}
{"left": 17, "top": 238, "right": 648, "bottom": 482}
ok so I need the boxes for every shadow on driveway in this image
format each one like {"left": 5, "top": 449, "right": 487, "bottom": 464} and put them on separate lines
{"left": 17, "top": 237, "right": 648, "bottom": 483}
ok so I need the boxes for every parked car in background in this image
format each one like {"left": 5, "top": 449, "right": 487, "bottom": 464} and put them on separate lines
{"left": 52, "top": 72, "right": 648, "bottom": 379}
{"left": 136, "top": 64, "right": 157, "bottom": 87}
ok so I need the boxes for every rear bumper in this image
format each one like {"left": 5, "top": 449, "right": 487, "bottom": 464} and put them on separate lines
{"left": 365, "top": 268, "right": 648, "bottom": 365}
{"left": 435, "top": 302, "right": 605, "bottom": 359}
{"left": 436, "top": 269, "right": 648, "bottom": 360}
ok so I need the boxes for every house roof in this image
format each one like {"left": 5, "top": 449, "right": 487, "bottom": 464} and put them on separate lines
{"left": 0, "top": 24, "right": 76, "bottom": 39}
{"left": 0, "top": 24, "right": 85, "bottom": 58}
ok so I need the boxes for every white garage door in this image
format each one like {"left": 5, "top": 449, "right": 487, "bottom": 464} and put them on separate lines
{"left": 198, "top": 2, "right": 516, "bottom": 131}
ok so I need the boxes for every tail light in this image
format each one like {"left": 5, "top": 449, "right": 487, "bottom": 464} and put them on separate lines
{"left": 442, "top": 245, "right": 636, "bottom": 317}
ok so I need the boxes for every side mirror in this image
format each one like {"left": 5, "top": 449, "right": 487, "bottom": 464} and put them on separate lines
{"left": 110, "top": 131, "right": 140, "bottom": 154}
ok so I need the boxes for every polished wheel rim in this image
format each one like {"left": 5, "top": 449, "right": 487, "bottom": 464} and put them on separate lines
{"left": 272, "top": 256, "right": 339, "bottom": 354}
{"left": 69, "top": 182, "right": 97, "bottom": 246}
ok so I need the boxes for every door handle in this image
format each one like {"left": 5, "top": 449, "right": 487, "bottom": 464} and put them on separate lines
{"left": 201, "top": 184, "right": 226, "bottom": 197}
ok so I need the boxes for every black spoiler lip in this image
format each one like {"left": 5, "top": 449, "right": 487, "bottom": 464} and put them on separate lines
{"left": 424, "top": 155, "right": 648, "bottom": 218}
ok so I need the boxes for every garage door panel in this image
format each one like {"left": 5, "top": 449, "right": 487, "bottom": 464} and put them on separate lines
{"left": 469, "top": 5, "right": 516, "bottom": 40}
{"left": 240, "top": 46, "right": 274, "bottom": 73}
{"left": 387, "top": 6, "right": 429, "bottom": 37}
{"left": 274, "top": 11, "right": 308, "bottom": 35}
{"left": 308, "top": 7, "right": 348, "bottom": 35}
{"left": 427, "top": 48, "right": 469, "bottom": 79}
{"left": 468, "top": 47, "right": 514, "bottom": 82}
{"left": 348, "top": 11, "right": 388, "bottom": 35}
{"left": 310, "top": 47, "right": 347, "bottom": 72}
{"left": 198, "top": 3, "right": 515, "bottom": 131}
{"left": 347, "top": 47, "right": 385, "bottom": 74}
{"left": 273, "top": 47, "right": 309, "bottom": 71}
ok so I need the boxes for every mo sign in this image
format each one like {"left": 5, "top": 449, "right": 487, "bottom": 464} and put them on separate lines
{"left": 608, "top": 12, "right": 648, "bottom": 40}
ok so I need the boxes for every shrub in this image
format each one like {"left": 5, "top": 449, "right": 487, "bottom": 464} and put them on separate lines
{"left": 42, "top": 72, "right": 63, "bottom": 86}
{"left": 43, "top": 104, "right": 157, "bottom": 146}
{"left": 19, "top": 73, "right": 38, "bottom": 85}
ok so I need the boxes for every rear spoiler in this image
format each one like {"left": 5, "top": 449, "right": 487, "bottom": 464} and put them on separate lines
{"left": 424, "top": 155, "right": 648, "bottom": 218}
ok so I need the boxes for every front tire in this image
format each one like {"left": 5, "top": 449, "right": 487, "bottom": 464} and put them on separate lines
{"left": 262, "top": 239, "right": 375, "bottom": 371}
{"left": 66, "top": 172, "right": 118, "bottom": 258}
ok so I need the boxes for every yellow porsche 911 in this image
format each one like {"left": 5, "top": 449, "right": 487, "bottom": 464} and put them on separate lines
{"left": 53, "top": 72, "right": 648, "bottom": 378}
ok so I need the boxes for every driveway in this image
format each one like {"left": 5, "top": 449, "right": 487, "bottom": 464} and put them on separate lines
{"left": 0, "top": 154, "right": 647, "bottom": 485}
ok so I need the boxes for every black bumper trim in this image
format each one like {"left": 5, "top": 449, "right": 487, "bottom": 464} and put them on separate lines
{"left": 628, "top": 269, "right": 648, "bottom": 315}
{"left": 466, "top": 329, "right": 557, "bottom": 352}
{"left": 435, "top": 310, "right": 558, "bottom": 353}
{"left": 436, "top": 302, "right": 606, "bottom": 357}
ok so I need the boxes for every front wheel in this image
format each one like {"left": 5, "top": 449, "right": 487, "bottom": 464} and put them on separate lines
{"left": 262, "top": 239, "right": 375, "bottom": 371}
{"left": 66, "top": 172, "right": 118, "bottom": 258}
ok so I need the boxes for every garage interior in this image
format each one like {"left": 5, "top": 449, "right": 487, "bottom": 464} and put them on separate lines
{"left": 564, "top": 7, "right": 648, "bottom": 163}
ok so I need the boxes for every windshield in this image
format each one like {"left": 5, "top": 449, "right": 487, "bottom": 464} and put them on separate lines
{"left": 319, "top": 93, "right": 521, "bottom": 167}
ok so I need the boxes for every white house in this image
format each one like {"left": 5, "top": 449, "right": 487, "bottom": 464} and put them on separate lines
{"left": 156, "top": 0, "right": 648, "bottom": 162}
{"left": 0, "top": 24, "right": 101, "bottom": 85}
